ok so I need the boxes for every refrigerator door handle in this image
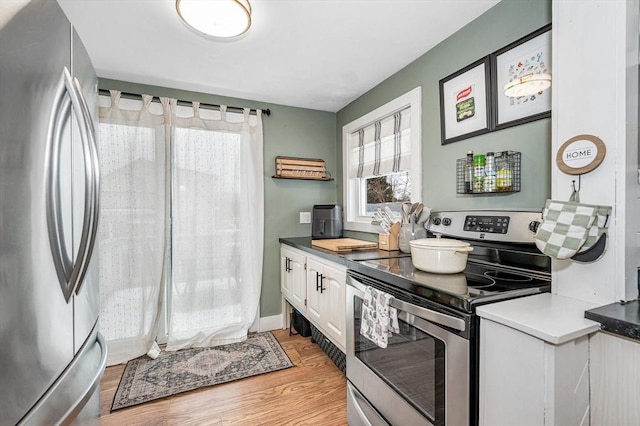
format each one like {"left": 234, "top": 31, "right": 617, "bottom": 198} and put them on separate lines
{"left": 18, "top": 328, "right": 108, "bottom": 425}
{"left": 46, "top": 68, "right": 78, "bottom": 302}
{"left": 46, "top": 67, "right": 97, "bottom": 303}
{"left": 68, "top": 73, "right": 100, "bottom": 296}
{"left": 70, "top": 75, "right": 100, "bottom": 296}
{"left": 65, "top": 332, "right": 107, "bottom": 421}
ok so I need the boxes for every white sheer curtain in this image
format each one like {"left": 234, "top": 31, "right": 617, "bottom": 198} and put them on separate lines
{"left": 98, "top": 91, "right": 264, "bottom": 360}
{"left": 97, "top": 90, "right": 169, "bottom": 365}
{"left": 165, "top": 103, "right": 264, "bottom": 350}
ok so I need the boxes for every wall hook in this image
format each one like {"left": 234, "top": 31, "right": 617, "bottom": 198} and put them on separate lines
{"left": 572, "top": 174, "right": 582, "bottom": 193}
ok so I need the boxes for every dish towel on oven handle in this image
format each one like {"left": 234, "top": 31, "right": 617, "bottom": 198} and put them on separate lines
{"left": 360, "top": 286, "right": 400, "bottom": 348}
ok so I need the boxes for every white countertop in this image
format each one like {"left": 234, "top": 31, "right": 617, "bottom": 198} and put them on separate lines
{"left": 476, "top": 293, "right": 602, "bottom": 344}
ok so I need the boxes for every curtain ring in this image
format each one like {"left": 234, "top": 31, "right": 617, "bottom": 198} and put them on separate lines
{"left": 109, "top": 89, "right": 121, "bottom": 108}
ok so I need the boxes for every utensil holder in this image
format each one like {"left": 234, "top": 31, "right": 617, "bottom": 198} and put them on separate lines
{"left": 398, "top": 223, "right": 426, "bottom": 253}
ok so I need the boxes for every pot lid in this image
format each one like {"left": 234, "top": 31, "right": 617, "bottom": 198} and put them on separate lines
{"left": 409, "top": 236, "right": 471, "bottom": 249}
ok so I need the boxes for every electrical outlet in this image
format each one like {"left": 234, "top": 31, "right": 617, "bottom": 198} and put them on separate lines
{"left": 300, "top": 211, "right": 311, "bottom": 224}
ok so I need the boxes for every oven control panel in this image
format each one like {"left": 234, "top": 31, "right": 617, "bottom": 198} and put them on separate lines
{"left": 463, "top": 215, "right": 509, "bottom": 234}
{"left": 427, "top": 210, "right": 542, "bottom": 243}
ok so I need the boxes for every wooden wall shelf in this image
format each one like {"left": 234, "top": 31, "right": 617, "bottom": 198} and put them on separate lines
{"left": 272, "top": 175, "right": 334, "bottom": 181}
{"left": 273, "top": 156, "right": 332, "bottom": 181}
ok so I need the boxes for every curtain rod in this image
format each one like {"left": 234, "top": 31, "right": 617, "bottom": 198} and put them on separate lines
{"left": 98, "top": 89, "right": 271, "bottom": 117}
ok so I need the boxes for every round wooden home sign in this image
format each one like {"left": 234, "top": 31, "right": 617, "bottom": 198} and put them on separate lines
{"left": 556, "top": 134, "right": 606, "bottom": 175}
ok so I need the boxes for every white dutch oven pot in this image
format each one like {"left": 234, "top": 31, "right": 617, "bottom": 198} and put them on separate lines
{"left": 409, "top": 236, "right": 474, "bottom": 274}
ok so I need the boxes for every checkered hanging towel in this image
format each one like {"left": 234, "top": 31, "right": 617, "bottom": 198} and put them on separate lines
{"left": 360, "top": 286, "right": 400, "bottom": 348}
{"left": 535, "top": 190, "right": 611, "bottom": 260}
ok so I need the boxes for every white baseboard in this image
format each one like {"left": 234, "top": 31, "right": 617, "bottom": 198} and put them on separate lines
{"left": 254, "top": 314, "right": 286, "bottom": 332}
{"left": 250, "top": 314, "right": 286, "bottom": 333}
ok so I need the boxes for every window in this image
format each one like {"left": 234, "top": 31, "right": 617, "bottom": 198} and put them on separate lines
{"left": 342, "top": 87, "right": 422, "bottom": 232}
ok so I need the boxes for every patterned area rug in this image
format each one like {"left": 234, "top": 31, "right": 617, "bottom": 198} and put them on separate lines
{"left": 111, "top": 332, "right": 293, "bottom": 411}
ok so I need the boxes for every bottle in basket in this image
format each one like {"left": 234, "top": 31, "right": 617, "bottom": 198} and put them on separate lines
{"left": 496, "top": 151, "right": 513, "bottom": 192}
{"left": 483, "top": 152, "right": 496, "bottom": 192}
{"left": 464, "top": 150, "right": 473, "bottom": 193}
{"left": 473, "top": 154, "right": 485, "bottom": 193}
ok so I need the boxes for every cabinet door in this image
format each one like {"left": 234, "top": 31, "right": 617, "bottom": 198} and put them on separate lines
{"left": 288, "top": 250, "right": 307, "bottom": 312}
{"left": 322, "top": 262, "right": 346, "bottom": 349}
{"left": 280, "top": 247, "right": 291, "bottom": 298}
{"left": 306, "top": 257, "right": 323, "bottom": 324}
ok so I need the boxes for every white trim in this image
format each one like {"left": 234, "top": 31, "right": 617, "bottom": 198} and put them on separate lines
{"left": 249, "top": 305, "right": 260, "bottom": 332}
{"left": 551, "top": 0, "right": 639, "bottom": 302}
{"left": 281, "top": 296, "right": 290, "bottom": 329}
{"left": 342, "top": 87, "right": 422, "bottom": 233}
{"left": 251, "top": 314, "right": 286, "bottom": 333}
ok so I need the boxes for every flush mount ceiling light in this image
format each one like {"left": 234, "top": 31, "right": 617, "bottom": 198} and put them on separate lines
{"left": 504, "top": 73, "right": 552, "bottom": 97}
{"left": 176, "top": 0, "right": 251, "bottom": 39}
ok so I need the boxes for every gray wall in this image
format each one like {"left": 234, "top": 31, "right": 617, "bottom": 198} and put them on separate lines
{"left": 99, "top": 0, "right": 552, "bottom": 320}
{"left": 337, "top": 0, "right": 552, "bottom": 213}
{"left": 98, "top": 78, "right": 337, "bottom": 317}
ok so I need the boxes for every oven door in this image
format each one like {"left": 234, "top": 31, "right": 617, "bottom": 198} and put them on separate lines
{"left": 346, "top": 272, "right": 470, "bottom": 426}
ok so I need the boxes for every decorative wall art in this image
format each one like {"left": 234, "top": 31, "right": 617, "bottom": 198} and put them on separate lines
{"left": 439, "top": 57, "right": 491, "bottom": 145}
{"left": 491, "top": 24, "right": 552, "bottom": 130}
{"left": 556, "top": 134, "right": 606, "bottom": 175}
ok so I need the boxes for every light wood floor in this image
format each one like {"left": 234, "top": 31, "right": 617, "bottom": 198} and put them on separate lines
{"left": 98, "top": 329, "right": 348, "bottom": 425}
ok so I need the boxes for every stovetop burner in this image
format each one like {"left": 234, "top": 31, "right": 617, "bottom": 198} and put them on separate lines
{"left": 348, "top": 210, "right": 552, "bottom": 313}
{"left": 352, "top": 256, "right": 550, "bottom": 313}
{"left": 471, "top": 273, "right": 496, "bottom": 288}
{"left": 483, "top": 270, "right": 533, "bottom": 282}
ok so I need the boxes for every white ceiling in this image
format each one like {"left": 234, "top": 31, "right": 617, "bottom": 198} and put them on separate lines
{"left": 58, "top": 0, "right": 500, "bottom": 112}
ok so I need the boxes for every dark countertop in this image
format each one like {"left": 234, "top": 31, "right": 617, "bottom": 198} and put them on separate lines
{"left": 279, "top": 236, "right": 545, "bottom": 315}
{"left": 585, "top": 300, "right": 640, "bottom": 341}
{"left": 282, "top": 237, "right": 640, "bottom": 341}
{"left": 280, "top": 237, "right": 438, "bottom": 307}
{"left": 279, "top": 236, "right": 408, "bottom": 267}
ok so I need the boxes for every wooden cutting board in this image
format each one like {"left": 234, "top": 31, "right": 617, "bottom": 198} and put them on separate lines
{"left": 311, "top": 238, "right": 379, "bottom": 253}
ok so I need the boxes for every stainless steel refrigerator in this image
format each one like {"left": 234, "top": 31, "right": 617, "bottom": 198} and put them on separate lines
{"left": 0, "top": 0, "right": 107, "bottom": 424}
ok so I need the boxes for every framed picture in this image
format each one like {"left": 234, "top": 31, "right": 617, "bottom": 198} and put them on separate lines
{"left": 491, "top": 24, "right": 552, "bottom": 130}
{"left": 439, "top": 56, "right": 491, "bottom": 145}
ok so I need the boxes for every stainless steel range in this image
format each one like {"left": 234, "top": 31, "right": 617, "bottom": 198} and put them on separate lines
{"left": 346, "top": 210, "right": 551, "bottom": 426}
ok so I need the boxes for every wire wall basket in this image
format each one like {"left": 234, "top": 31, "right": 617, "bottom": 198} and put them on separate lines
{"left": 456, "top": 151, "right": 521, "bottom": 194}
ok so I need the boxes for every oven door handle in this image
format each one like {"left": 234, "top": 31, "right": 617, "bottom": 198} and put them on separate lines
{"left": 390, "top": 298, "right": 466, "bottom": 332}
{"left": 347, "top": 275, "right": 466, "bottom": 332}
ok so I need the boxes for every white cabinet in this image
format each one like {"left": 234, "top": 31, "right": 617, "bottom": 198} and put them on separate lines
{"left": 477, "top": 294, "right": 600, "bottom": 426}
{"left": 280, "top": 246, "right": 306, "bottom": 312}
{"left": 306, "top": 258, "right": 322, "bottom": 323}
{"left": 479, "top": 319, "right": 590, "bottom": 426}
{"left": 323, "top": 262, "right": 347, "bottom": 348}
{"left": 306, "top": 257, "right": 346, "bottom": 350}
{"left": 280, "top": 244, "right": 347, "bottom": 352}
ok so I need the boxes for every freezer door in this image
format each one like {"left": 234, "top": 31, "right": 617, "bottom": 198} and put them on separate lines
{"left": 19, "top": 327, "right": 107, "bottom": 426}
